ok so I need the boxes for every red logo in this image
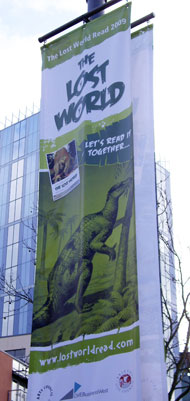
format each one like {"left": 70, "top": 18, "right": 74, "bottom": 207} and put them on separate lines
{"left": 119, "top": 374, "right": 131, "bottom": 389}
{"left": 116, "top": 370, "right": 133, "bottom": 392}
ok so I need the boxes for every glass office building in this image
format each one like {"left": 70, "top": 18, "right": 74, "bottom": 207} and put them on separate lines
{"left": 0, "top": 113, "right": 39, "bottom": 345}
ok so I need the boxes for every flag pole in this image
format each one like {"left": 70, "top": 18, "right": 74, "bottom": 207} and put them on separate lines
{"left": 86, "top": 0, "right": 106, "bottom": 19}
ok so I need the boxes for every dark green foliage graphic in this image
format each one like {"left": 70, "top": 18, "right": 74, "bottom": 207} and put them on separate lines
{"left": 31, "top": 161, "right": 138, "bottom": 347}
{"left": 39, "top": 209, "right": 65, "bottom": 271}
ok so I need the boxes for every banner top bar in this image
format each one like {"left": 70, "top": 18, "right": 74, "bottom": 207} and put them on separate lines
{"left": 38, "top": 0, "right": 126, "bottom": 43}
{"left": 38, "top": 0, "right": 154, "bottom": 44}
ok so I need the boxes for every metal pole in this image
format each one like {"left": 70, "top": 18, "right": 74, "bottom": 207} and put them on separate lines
{"left": 131, "top": 12, "right": 155, "bottom": 30}
{"left": 38, "top": 2, "right": 155, "bottom": 44}
{"left": 86, "top": 0, "right": 106, "bottom": 20}
{"left": 38, "top": 0, "right": 127, "bottom": 43}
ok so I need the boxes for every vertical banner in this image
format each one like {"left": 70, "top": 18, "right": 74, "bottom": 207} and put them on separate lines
{"left": 28, "top": 4, "right": 142, "bottom": 401}
{"left": 132, "top": 27, "right": 168, "bottom": 400}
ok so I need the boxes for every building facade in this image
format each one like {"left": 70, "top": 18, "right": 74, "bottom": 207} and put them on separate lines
{"left": 0, "top": 113, "right": 39, "bottom": 362}
{"left": 156, "top": 162, "right": 182, "bottom": 401}
{"left": 0, "top": 350, "right": 28, "bottom": 401}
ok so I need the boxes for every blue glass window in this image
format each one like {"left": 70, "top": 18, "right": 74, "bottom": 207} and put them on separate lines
{"left": 19, "top": 138, "right": 25, "bottom": 158}
{"left": 13, "top": 141, "right": 19, "bottom": 160}
{"left": 14, "top": 123, "right": 20, "bottom": 142}
{"left": 20, "top": 120, "right": 26, "bottom": 138}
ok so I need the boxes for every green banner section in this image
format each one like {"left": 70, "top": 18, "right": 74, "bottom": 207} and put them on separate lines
{"left": 30, "top": 326, "right": 139, "bottom": 373}
{"left": 31, "top": 158, "right": 138, "bottom": 346}
{"left": 41, "top": 4, "right": 131, "bottom": 70}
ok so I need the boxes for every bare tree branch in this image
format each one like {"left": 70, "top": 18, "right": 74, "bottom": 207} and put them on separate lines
{"left": 157, "top": 163, "right": 190, "bottom": 401}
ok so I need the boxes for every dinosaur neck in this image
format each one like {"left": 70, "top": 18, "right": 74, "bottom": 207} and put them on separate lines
{"left": 102, "top": 195, "right": 118, "bottom": 222}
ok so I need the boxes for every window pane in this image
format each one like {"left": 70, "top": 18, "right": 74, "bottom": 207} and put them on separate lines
{"left": 8, "top": 201, "right": 15, "bottom": 223}
{"left": 33, "top": 114, "right": 38, "bottom": 131}
{"left": 2, "top": 304, "right": 8, "bottom": 336}
{"left": 7, "top": 309, "right": 14, "bottom": 336}
{"left": 11, "top": 265, "right": 17, "bottom": 282}
{"left": 0, "top": 204, "right": 6, "bottom": 226}
{"left": 26, "top": 172, "right": 35, "bottom": 195}
{"left": 20, "top": 120, "right": 26, "bottom": 138}
{"left": 4, "top": 165, "right": 9, "bottom": 184}
{"left": 0, "top": 229, "right": 4, "bottom": 248}
{"left": 0, "top": 168, "right": 2, "bottom": 184}
{"left": 16, "top": 177, "right": 23, "bottom": 199}
{"left": 13, "top": 141, "right": 19, "bottom": 160}
{"left": 13, "top": 359, "right": 19, "bottom": 371}
{"left": 29, "top": 192, "right": 35, "bottom": 214}
{"left": 2, "top": 130, "right": 7, "bottom": 147}
{"left": 32, "top": 152, "right": 36, "bottom": 171}
{"left": 27, "top": 134, "right": 33, "bottom": 153}
{"left": 2, "top": 183, "right": 8, "bottom": 205}
{"left": 14, "top": 123, "right": 20, "bottom": 141}
{"left": 10, "top": 180, "right": 16, "bottom": 201}
{"left": 25, "top": 174, "right": 30, "bottom": 196}
{"left": 0, "top": 186, "right": 3, "bottom": 206}
{"left": 19, "top": 301, "right": 28, "bottom": 334}
{"left": 22, "top": 246, "right": 27, "bottom": 263}
{"left": 15, "top": 198, "right": 21, "bottom": 220}
{"left": 0, "top": 248, "right": 2, "bottom": 266}
{"left": 0, "top": 166, "right": 9, "bottom": 185}
{"left": 12, "top": 243, "right": 18, "bottom": 267}
{"left": 23, "top": 196, "right": 28, "bottom": 218}
{"left": 13, "top": 223, "right": 20, "bottom": 243}
{"left": 28, "top": 116, "right": 34, "bottom": 134}
{"left": 17, "top": 159, "right": 24, "bottom": 178}
{"left": 6, "top": 127, "right": 12, "bottom": 145}
{"left": 26, "top": 155, "right": 31, "bottom": 175}
{"left": 7, "top": 226, "right": 14, "bottom": 245}
{"left": 20, "top": 263, "right": 30, "bottom": 287}
{"left": 6, "top": 144, "right": 12, "bottom": 164}
{"left": 1, "top": 148, "right": 6, "bottom": 165}
{"left": 12, "top": 162, "right": 18, "bottom": 181}
{"left": 19, "top": 138, "right": 25, "bottom": 158}
{"left": 6, "top": 246, "right": 12, "bottom": 268}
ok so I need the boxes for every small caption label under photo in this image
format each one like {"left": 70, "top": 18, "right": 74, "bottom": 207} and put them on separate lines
{"left": 46, "top": 139, "right": 80, "bottom": 201}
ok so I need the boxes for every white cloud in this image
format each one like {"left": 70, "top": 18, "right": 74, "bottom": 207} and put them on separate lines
{"left": 11, "top": 0, "right": 86, "bottom": 13}
{"left": 0, "top": 29, "right": 41, "bottom": 124}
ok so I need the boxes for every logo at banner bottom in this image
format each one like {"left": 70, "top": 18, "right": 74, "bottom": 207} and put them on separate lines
{"left": 36, "top": 384, "right": 54, "bottom": 400}
{"left": 60, "top": 382, "right": 81, "bottom": 400}
{"left": 60, "top": 382, "right": 108, "bottom": 400}
{"left": 116, "top": 370, "right": 133, "bottom": 393}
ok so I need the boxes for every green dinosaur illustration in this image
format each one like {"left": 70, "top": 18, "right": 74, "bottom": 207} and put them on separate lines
{"left": 33, "top": 178, "right": 131, "bottom": 331}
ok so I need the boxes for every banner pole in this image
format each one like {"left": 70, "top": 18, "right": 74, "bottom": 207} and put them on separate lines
{"left": 38, "top": 0, "right": 128, "bottom": 43}
{"left": 86, "top": 0, "right": 106, "bottom": 19}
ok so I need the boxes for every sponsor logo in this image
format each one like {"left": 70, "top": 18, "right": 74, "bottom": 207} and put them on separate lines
{"left": 116, "top": 370, "right": 133, "bottom": 392}
{"left": 60, "top": 382, "right": 81, "bottom": 400}
{"left": 60, "top": 382, "right": 108, "bottom": 400}
{"left": 36, "top": 385, "right": 53, "bottom": 401}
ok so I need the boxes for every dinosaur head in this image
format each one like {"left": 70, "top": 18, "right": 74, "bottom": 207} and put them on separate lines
{"left": 108, "top": 178, "right": 132, "bottom": 199}
{"left": 102, "top": 178, "right": 133, "bottom": 221}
